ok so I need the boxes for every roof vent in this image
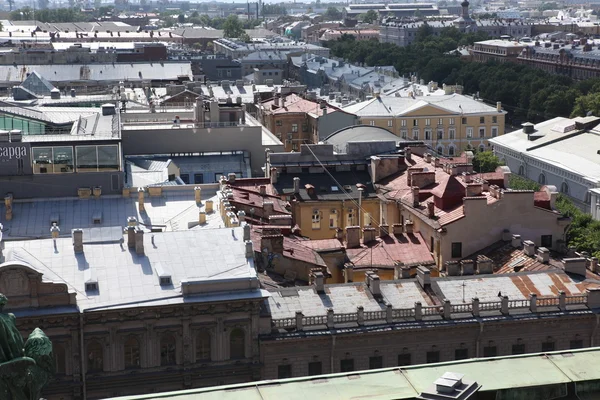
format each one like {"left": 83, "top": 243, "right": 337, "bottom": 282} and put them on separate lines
{"left": 417, "top": 372, "right": 481, "bottom": 400}
{"left": 522, "top": 122, "right": 534, "bottom": 134}
{"left": 154, "top": 262, "right": 173, "bottom": 286}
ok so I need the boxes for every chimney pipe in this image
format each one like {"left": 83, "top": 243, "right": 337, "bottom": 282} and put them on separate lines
{"left": 72, "top": 229, "right": 84, "bottom": 253}
{"left": 194, "top": 186, "right": 202, "bottom": 203}
{"left": 412, "top": 186, "right": 420, "bottom": 207}
{"left": 138, "top": 187, "right": 145, "bottom": 212}
{"left": 4, "top": 194, "right": 13, "bottom": 221}
{"left": 135, "top": 228, "right": 144, "bottom": 256}
{"left": 259, "top": 185, "right": 267, "bottom": 195}
{"left": 427, "top": 201, "right": 435, "bottom": 218}
{"left": 497, "top": 101, "right": 502, "bottom": 112}
{"left": 346, "top": 226, "right": 360, "bottom": 248}
{"left": 313, "top": 271, "right": 325, "bottom": 294}
{"left": 293, "top": 177, "right": 300, "bottom": 194}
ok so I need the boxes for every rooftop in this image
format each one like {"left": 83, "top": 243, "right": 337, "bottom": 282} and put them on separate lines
{"left": 260, "top": 93, "right": 342, "bottom": 117}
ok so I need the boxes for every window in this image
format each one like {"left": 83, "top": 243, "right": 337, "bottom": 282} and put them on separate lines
{"left": 462, "top": 117, "right": 467, "bottom": 124}
{"left": 292, "top": 124, "right": 298, "bottom": 133}
{"left": 329, "top": 210, "right": 338, "bottom": 228}
{"left": 276, "top": 120, "right": 282, "bottom": 126}
{"left": 308, "top": 361, "right": 322, "bottom": 375}
{"left": 518, "top": 165, "right": 524, "bottom": 176}
{"left": 230, "top": 329, "right": 245, "bottom": 359}
{"left": 226, "top": 70, "right": 232, "bottom": 77}
{"left": 124, "top": 336, "right": 140, "bottom": 369}
{"left": 369, "top": 120, "right": 375, "bottom": 126}
{"left": 340, "top": 359, "right": 354, "bottom": 372}
{"left": 449, "top": 128, "right": 455, "bottom": 139}
{"left": 75, "top": 145, "right": 119, "bottom": 173}
{"left": 512, "top": 343, "right": 525, "bottom": 355}
{"left": 451, "top": 242, "right": 462, "bottom": 258}
{"left": 483, "top": 346, "right": 497, "bottom": 357}
{"left": 479, "top": 127, "right": 485, "bottom": 138}
{"left": 196, "top": 331, "right": 211, "bottom": 362}
{"left": 194, "top": 173, "right": 204, "bottom": 184}
{"left": 426, "top": 351, "right": 440, "bottom": 364}
{"left": 412, "top": 129, "right": 419, "bottom": 140}
{"left": 455, "top": 348, "right": 469, "bottom": 360}
{"left": 479, "top": 145, "right": 485, "bottom": 153}
{"left": 466, "top": 127, "right": 473, "bottom": 138}
{"left": 87, "top": 341, "right": 103, "bottom": 372}
{"left": 437, "top": 129, "right": 443, "bottom": 139}
{"left": 448, "top": 146, "right": 455, "bottom": 156}
{"left": 570, "top": 339, "right": 583, "bottom": 349}
{"left": 369, "top": 356, "right": 383, "bottom": 369}
{"left": 541, "top": 341, "right": 555, "bottom": 352}
{"left": 492, "top": 116, "right": 498, "bottom": 123}
{"left": 397, "top": 353, "right": 411, "bottom": 366}
{"left": 438, "top": 118, "right": 443, "bottom": 125}
{"left": 388, "top": 120, "right": 393, "bottom": 127}
{"left": 160, "top": 333, "right": 177, "bottom": 366}
{"left": 480, "top": 117, "right": 485, "bottom": 124}
{"left": 425, "top": 129, "right": 432, "bottom": 140}
{"left": 425, "top": 118, "right": 431, "bottom": 126}
{"left": 413, "top": 119, "right": 418, "bottom": 127}
{"left": 449, "top": 118, "right": 455, "bottom": 125}
{"left": 561, "top": 182, "right": 569, "bottom": 194}
{"left": 541, "top": 235, "right": 552, "bottom": 248}
{"left": 32, "top": 146, "right": 74, "bottom": 174}
{"left": 437, "top": 146, "right": 443, "bottom": 155}
{"left": 401, "top": 130, "right": 408, "bottom": 139}
{"left": 538, "top": 173, "right": 546, "bottom": 185}
{"left": 347, "top": 208, "right": 355, "bottom": 226}
{"left": 312, "top": 209, "right": 321, "bottom": 229}
{"left": 401, "top": 119, "right": 407, "bottom": 127}
{"left": 491, "top": 127, "right": 498, "bottom": 137}
{"left": 54, "top": 343, "right": 66, "bottom": 375}
{"left": 278, "top": 364, "right": 292, "bottom": 378}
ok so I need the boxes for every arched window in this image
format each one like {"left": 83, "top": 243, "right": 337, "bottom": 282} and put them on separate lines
{"left": 230, "top": 328, "right": 245, "bottom": 360}
{"left": 436, "top": 146, "right": 443, "bottom": 156}
{"left": 55, "top": 343, "right": 66, "bottom": 375}
{"left": 448, "top": 146, "right": 455, "bottom": 156}
{"left": 479, "top": 145, "right": 485, "bottom": 153}
{"left": 518, "top": 165, "right": 524, "bottom": 176}
{"left": 160, "top": 333, "right": 177, "bottom": 366}
{"left": 87, "top": 341, "right": 103, "bottom": 373}
{"left": 561, "top": 182, "right": 569, "bottom": 194}
{"left": 538, "top": 173, "right": 546, "bottom": 185}
{"left": 196, "top": 331, "right": 211, "bottom": 362}
{"left": 124, "top": 336, "right": 141, "bottom": 369}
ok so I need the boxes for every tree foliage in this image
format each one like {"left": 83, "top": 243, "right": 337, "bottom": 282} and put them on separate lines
{"left": 222, "top": 15, "right": 245, "bottom": 39}
{"left": 472, "top": 151, "right": 502, "bottom": 173}
{"left": 324, "top": 6, "right": 342, "bottom": 20}
{"left": 508, "top": 176, "right": 600, "bottom": 258}
{"left": 359, "top": 9, "right": 378, "bottom": 23}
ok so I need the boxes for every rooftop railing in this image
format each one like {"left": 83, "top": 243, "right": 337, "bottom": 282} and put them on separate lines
{"left": 273, "top": 291, "right": 590, "bottom": 332}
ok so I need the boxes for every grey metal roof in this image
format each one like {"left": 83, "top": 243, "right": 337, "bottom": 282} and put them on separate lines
{"left": 324, "top": 125, "right": 402, "bottom": 148}
{"left": 274, "top": 170, "right": 378, "bottom": 201}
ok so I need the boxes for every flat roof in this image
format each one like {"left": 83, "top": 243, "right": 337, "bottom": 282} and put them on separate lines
{"left": 106, "top": 347, "right": 600, "bottom": 400}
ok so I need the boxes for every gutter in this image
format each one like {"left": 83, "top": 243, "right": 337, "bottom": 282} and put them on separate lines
{"left": 80, "top": 313, "right": 87, "bottom": 400}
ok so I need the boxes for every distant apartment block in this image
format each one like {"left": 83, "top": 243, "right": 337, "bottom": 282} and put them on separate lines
{"left": 472, "top": 39, "right": 526, "bottom": 63}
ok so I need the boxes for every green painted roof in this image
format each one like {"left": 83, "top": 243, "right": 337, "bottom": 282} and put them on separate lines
{"left": 107, "top": 348, "right": 600, "bottom": 400}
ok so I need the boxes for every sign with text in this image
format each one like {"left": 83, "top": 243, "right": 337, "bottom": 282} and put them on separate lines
{"left": 0, "top": 143, "right": 32, "bottom": 176}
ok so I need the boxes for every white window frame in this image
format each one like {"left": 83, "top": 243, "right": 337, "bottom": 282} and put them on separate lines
{"left": 312, "top": 209, "right": 321, "bottom": 229}
{"left": 491, "top": 126, "right": 498, "bottom": 137}
{"left": 388, "top": 120, "right": 393, "bottom": 127}
{"left": 449, "top": 128, "right": 456, "bottom": 139}
{"left": 466, "top": 127, "right": 474, "bottom": 138}
{"left": 329, "top": 210, "right": 338, "bottom": 228}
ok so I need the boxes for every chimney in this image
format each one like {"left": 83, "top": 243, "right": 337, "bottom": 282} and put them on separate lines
{"left": 237, "top": 210, "right": 246, "bottom": 222}
{"left": 346, "top": 226, "right": 361, "bottom": 249}
{"left": 405, "top": 220, "right": 414, "bottom": 234}
{"left": 270, "top": 168, "right": 278, "bottom": 184}
{"left": 366, "top": 271, "right": 381, "bottom": 297}
{"left": 135, "top": 228, "right": 144, "bottom": 256}
{"left": 4, "top": 194, "right": 13, "bottom": 221}
{"left": 425, "top": 153, "right": 432, "bottom": 163}
{"left": 228, "top": 173, "right": 236, "bottom": 183}
{"left": 446, "top": 261, "right": 460, "bottom": 276}
{"left": 293, "top": 177, "right": 300, "bottom": 194}
{"left": 416, "top": 266, "right": 431, "bottom": 288}
{"left": 72, "top": 229, "right": 83, "bottom": 253}
{"left": 363, "top": 227, "right": 376, "bottom": 243}
{"left": 497, "top": 102, "right": 502, "bottom": 112}
{"left": 404, "top": 147, "right": 412, "bottom": 162}
{"left": 313, "top": 271, "right": 325, "bottom": 294}
{"left": 259, "top": 185, "right": 267, "bottom": 195}
{"left": 563, "top": 257, "right": 587, "bottom": 276}
{"left": 263, "top": 201, "right": 274, "bottom": 213}
{"left": 412, "top": 187, "right": 420, "bottom": 207}
{"left": 379, "top": 224, "right": 389, "bottom": 237}
{"left": 199, "top": 211, "right": 207, "bottom": 224}
{"left": 194, "top": 186, "right": 202, "bottom": 203}
{"left": 205, "top": 200, "right": 214, "bottom": 213}
{"left": 462, "top": 172, "right": 471, "bottom": 184}
{"left": 511, "top": 234, "right": 521, "bottom": 248}
{"left": 460, "top": 259, "right": 474, "bottom": 275}
{"left": 434, "top": 158, "right": 441, "bottom": 168}
{"left": 427, "top": 201, "right": 435, "bottom": 218}
{"left": 138, "top": 187, "right": 145, "bottom": 212}
{"left": 392, "top": 223, "right": 403, "bottom": 235}
{"left": 243, "top": 223, "right": 251, "bottom": 241}
{"left": 590, "top": 257, "right": 598, "bottom": 273}
{"left": 245, "top": 240, "right": 254, "bottom": 258}
{"left": 536, "top": 247, "right": 550, "bottom": 264}
{"left": 261, "top": 234, "right": 284, "bottom": 254}
{"left": 274, "top": 95, "right": 280, "bottom": 107}
{"left": 476, "top": 255, "right": 493, "bottom": 274}
{"left": 305, "top": 184, "right": 315, "bottom": 196}
{"left": 465, "top": 183, "right": 483, "bottom": 197}
{"left": 523, "top": 240, "right": 535, "bottom": 256}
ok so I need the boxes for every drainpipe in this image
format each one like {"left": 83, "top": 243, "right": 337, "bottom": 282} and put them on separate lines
{"left": 475, "top": 320, "right": 484, "bottom": 358}
{"left": 330, "top": 334, "right": 336, "bottom": 373}
{"left": 80, "top": 313, "right": 87, "bottom": 400}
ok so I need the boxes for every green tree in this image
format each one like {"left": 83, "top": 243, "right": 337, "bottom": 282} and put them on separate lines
{"left": 361, "top": 9, "right": 378, "bottom": 23}
{"left": 223, "top": 14, "right": 245, "bottom": 38}
{"left": 177, "top": 13, "right": 185, "bottom": 24}
{"left": 571, "top": 92, "right": 600, "bottom": 117}
{"left": 472, "top": 151, "right": 502, "bottom": 173}
{"left": 324, "top": 6, "right": 341, "bottom": 20}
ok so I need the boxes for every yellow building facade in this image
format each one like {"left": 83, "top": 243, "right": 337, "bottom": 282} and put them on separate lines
{"left": 344, "top": 94, "right": 506, "bottom": 156}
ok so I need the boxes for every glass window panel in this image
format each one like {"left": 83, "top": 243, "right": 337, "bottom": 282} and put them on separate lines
{"left": 32, "top": 147, "right": 53, "bottom": 174}
{"left": 97, "top": 145, "right": 119, "bottom": 171}
{"left": 52, "top": 146, "right": 74, "bottom": 173}
{"left": 12, "top": 118, "right": 23, "bottom": 131}
{"left": 76, "top": 146, "right": 98, "bottom": 172}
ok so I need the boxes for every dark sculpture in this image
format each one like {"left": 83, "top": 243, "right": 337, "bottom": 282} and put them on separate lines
{"left": 0, "top": 294, "right": 55, "bottom": 400}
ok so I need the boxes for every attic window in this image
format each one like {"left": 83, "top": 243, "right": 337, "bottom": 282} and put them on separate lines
{"left": 85, "top": 282, "right": 98, "bottom": 291}
{"left": 331, "top": 186, "right": 339, "bottom": 192}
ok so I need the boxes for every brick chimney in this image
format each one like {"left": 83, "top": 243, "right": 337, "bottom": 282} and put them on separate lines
{"left": 379, "top": 224, "right": 389, "bottom": 237}
{"left": 312, "top": 270, "right": 325, "bottom": 294}
{"left": 363, "top": 227, "right": 376, "bottom": 243}
{"left": 346, "top": 226, "right": 361, "bottom": 248}
{"left": 404, "top": 147, "right": 412, "bottom": 162}
{"left": 412, "top": 186, "right": 420, "bottom": 207}
{"left": 511, "top": 234, "right": 521, "bottom": 248}
{"left": 427, "top": 201, "right": 434, "bottom": 218}
{"left": 460, "top": 259, "right": 474, "bottom": 275}
{"left": 259, "top": 185, "right": 267, "bottom": 195}
{"left": 138, "top": 187, "right": 145, "bottom": 212}
{"left": 72, "top": 229, "right": 83, "bottom": 253}
{"left": 465, "top": 183, "right": 483, "bottom": 197}
{"left": 424, "top": 153, "right": 432, "bottom": 163}
{"left": 228, "top": 173, "right": 236, "bottom": 183}
{"left": 270, "top": 168, "right": 278, "bottom": 184}
{"left": 135, "top": 228, "right": 144, "bottom": 256}
{"left": 263, "top": 201, "right": 274, "bottom": 213}
{"left": 536, "top": 247, "right": 549, "bottom": 264}
{"left": 476, "top": 255, "right": 493, "bottom": 274}
{"left": 392, "top": 223, "right": 403, "bottom": 235}
{"left": 194, "top": 186, "right": 202, "bottom": 203}
{"left": 405, "top": 220, "right": 414, "bottom": 234}
{"left": 563, "top": 257, "right": 587, "bottom": 276}
{"left": 411, "top": 172, "right": 436, "bottom": 188}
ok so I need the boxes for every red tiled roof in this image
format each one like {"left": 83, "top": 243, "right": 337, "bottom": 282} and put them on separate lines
{"left": 430, "top": 175, "right": 465, "bottom": 199}
{"left": 437, "top": 206, "right": 465, "bottom": 226}
{"left": 303, "top": 238, "right": 344, "bottom": 252}
{"left": 534, "top": 190, "right": 551, "bottom": 210}
{"left": 229, "top": 187, "right": 290, "bottom": 216}
{"left": 228, "top": 178, "right": 276, "bottom": 195}
{"left": 250, "top": 228, "right": 326, "bottom": 267}
{"left": 346, "top": 232, "right": 435, "bottom": 270}
{"left": 261, "top": 93, "right": 342, "bottom": 117}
